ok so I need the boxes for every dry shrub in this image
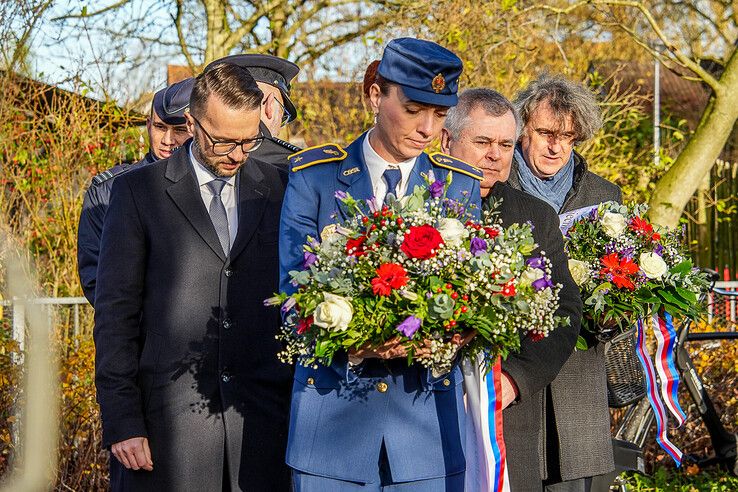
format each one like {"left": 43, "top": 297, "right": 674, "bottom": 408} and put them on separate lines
{"left": 0, "top": 70, "right": 143, "bottom": 489}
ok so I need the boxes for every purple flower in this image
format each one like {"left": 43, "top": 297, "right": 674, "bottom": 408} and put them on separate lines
{"left": 532, "top": 276, "right": 554, "bottom": 291}
{"left": 654, "top": 244, "right": 664, "bottom": 256}
{"left": 303, "top": 251, "right": 318, "bottom": 268}
{"left": 280, "top": 297, "right": 296, "bottom": 313}
{"left": 335, "top": 190, "right": 348, "bottom": 200}
{"left": 366, "top": 197, "right": 379, "bottom": 213}
{"left": 429, "top": 180, "right": 445, "bottom": 198}
{"left": 526, "top": 257, "right": 545, "bottom": 269}
{"left": 307, "top": 236, "right": 320, "bottom": 249}
{"left": 470, "top": 237, "right": 487, "bottom": 256}
{"left": 396, "top": 316, "right": 422, "bottom": 338}
{"left": 620, "top": 246, "right": 635, "bottom": 260}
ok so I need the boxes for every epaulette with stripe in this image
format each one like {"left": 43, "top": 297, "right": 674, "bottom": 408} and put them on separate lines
{"left": 271, "top": 136, "right": 302, "bottom": 154}
{"left": 91, "top": 163, "right": 132, "bottom": 186}
{"left": 289, "top": 143, "right": 347, "bottom": 172}
{"left": 428, "top": 152, "right": 483, "bottom": 181}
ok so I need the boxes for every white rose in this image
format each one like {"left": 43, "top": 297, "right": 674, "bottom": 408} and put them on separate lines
{"left": 601, "top": 212, "right": 628, "bottom": 238}
{"left": 519, "top": 266, "right": 545, "bottom": 287}
{"left": 639, "top": 252, "right": 668, "bottom": 279}
{"left": 568, "top": 259, "right": 591, "bottom": 286}
{"left": 436, "top": 218, "right": 469, "bottom": 247}
{"left": 313, "top": 292, "right": 354, "bottom": 332}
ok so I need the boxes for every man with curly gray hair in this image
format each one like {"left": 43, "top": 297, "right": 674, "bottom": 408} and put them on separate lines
{"left": 503, "top": 74, "right": 622, "bottom": 492}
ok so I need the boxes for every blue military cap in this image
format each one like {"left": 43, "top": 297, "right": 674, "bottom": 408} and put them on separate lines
{"left": 377, "top": 38, "right": 463, "bottom": 107}
{"left": 204, "top": 54, "right": 299, "bottom": 123}
{"left": 152, "top": 77, "right": 195, "bottom": 125}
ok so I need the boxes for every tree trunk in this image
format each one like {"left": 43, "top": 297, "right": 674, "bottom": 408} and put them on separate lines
{"left": 203, "top": 0, "right": 231, "bottom": 64}
{"left": 648, "top": 50, "right": 738, "bottom": 227}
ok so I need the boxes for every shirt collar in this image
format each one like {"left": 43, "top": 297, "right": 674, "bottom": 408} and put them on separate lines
{"left": 188, "top": 143, "right": 236, "bottom": 188}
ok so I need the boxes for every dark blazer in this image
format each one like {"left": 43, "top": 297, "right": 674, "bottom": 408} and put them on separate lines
{"left": 77, "top": 152, "right": 157, "bottom": 305}
{"left": 94, "top": 144, "right": 292, "bottom": 491}
{"left": 505, "top": 151, "right": 622, "bottom": 487}
{"left": 483, "top": 182, "right": 582, "bottom": 490}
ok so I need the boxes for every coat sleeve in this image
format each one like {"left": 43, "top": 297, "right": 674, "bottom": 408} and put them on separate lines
{"left": 77, "top": 185, "right": 106, "bottom": 305}
{"left": 278, "top": 169, "right": 319, "bottom": 295}
{"left": 93, "top": 176, "right": 148, "bottom": 447}
{"left": 501, "top": 206, "right": 582, "bottom": 401}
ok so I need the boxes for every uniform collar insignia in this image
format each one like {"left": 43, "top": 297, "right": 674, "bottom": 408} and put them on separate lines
{"left": 342, "top": 167, "right": 360, "bottom": 176}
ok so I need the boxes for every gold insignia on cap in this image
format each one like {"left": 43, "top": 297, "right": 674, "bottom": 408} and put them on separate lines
{"left": 432, "top": 73, "right": 446, "bottom": 93}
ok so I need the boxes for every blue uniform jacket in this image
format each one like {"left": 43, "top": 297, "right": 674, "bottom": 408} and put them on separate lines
{"left": 278, "top": 133, "right": 482, "bottom": 483}
{"left": 77, "top": 152, "right": 157, "bottom": 305}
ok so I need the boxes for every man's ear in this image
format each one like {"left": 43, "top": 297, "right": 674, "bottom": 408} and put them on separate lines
{"left": 263, "top": 93, "right": 275, "bottom": 121}
{"left": 440, "top": 128, "right": 452, "bottom": 154}
{"left": 184, "top": 112, "right": 196, "bottom": 136}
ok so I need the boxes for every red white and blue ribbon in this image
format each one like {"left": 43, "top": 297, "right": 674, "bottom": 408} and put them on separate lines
{"left": 635, "top": 317, "right": 683, "bottom": 465}
{"left": 462, "top": 356, "right": 509, "bottom": 492}
{"left": 652, "top": 312, "right": 688, "bottom": 426}
{"left": 485, "top": 358, "right": 507, "bottom": 492}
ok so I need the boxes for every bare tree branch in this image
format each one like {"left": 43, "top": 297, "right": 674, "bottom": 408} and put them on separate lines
{"left": 51, "top": 0, "right": 132, "bottom": 21}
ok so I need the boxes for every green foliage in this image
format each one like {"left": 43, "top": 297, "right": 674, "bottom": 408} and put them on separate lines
{"left": 625, "top": 469, "right": 738, "bottom": 491}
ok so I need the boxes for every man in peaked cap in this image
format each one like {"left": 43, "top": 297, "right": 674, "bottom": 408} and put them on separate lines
{"left": 280, "top": 38, "right": 481, "bottom": 491}
{"left": 205, "top": 54, "right": 301, "bottom": 168}
{"left": 77, "top": 77, "right": 194, "bottom": 305}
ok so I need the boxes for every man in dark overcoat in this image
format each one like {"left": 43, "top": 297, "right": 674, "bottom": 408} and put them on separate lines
{"left": 442, "top": 87, "right": 583, "bottom": 491}
{"left": 94, "top": 63, "right": 292, "bottom": 491}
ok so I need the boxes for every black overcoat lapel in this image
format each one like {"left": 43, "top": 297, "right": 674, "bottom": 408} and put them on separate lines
{"left": 165, "top": 147, "right": 227, "bottom": 262}
{"left": 229, "top": 159, "right": 270, "bottom": 261}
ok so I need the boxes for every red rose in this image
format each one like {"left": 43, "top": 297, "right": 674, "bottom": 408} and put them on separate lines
{"left": 652, "top": 233, "right": 661, "bottom": 241}
{"left": 483, "top": 227, "right": 499, "bottom": 239}
{"left": 296, "top": 316, "right": 313, "bottom": 335}
{"left": 400, "top": 225, "right": 444, "bottom": 259}
{"left": 346, "top": 235, "right": 368, "bottom": 256}
{"left": 371, "top": 263, "right": 409, "bottom": 296}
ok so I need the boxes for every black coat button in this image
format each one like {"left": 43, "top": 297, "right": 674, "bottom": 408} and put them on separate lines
{"left": 221, "top": 371, "right": 232, "bottom": 383}
{"left": 222, "top": 318, "right": 232, "bottom": 330}
{"left": 224, "top": 268, "right": 234, "bottom": 277}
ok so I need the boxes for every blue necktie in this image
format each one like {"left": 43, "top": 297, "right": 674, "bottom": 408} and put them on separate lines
{"left": 383, "top": 168, "right": 402, "bottom": 204}
{"left": 206, "top": 179, "right": 230, "bottom": 254}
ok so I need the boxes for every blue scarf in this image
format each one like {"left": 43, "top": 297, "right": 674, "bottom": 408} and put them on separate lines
{"left": 514, "top": 145, "right": 575, "bottom": 212}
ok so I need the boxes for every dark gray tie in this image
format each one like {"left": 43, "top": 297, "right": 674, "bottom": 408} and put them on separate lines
{"left": 382, "top": 168, "right": 402, "bottom": 204}
{"left": 206, "top": 179, "right": 230, "bottom": 254}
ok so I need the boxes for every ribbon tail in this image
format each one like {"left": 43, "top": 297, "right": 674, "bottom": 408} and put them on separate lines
{"left": 486, "top": 357, "right": 508, "bottom": 492}
{"left": 652, "top": 311, "right": 688, "bottom": 426}
{"left": 635, "top": 318, "right": 683, "bottom": 466}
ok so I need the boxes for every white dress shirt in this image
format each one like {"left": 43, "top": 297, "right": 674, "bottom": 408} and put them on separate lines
{"left": 362, "top": 130, "right": 417, "bottom": 203}
{"left": 189, "top": 146, "right": 238, "bottom": 249}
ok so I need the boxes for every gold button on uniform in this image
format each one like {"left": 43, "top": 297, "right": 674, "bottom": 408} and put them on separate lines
{"left": 307, "top": 377, "right": 315, "bottom": 385}
{"left": 443, "top": 378, "right": 451, "bottom": 387}
{"left": 376, "top": 381, "right": 388, "bottom": 393}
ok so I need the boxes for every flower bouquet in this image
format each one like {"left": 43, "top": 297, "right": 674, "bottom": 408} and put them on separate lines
{"left": 564, "top": 201, "right": 708, "bottom": 344}
{"left": 267, "top": 172, "right": 568, "bottom": 374}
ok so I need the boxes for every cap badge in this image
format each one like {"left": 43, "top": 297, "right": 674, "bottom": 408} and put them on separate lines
{"left": 431, "top": 74, "right": 446, "bottom": 93}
